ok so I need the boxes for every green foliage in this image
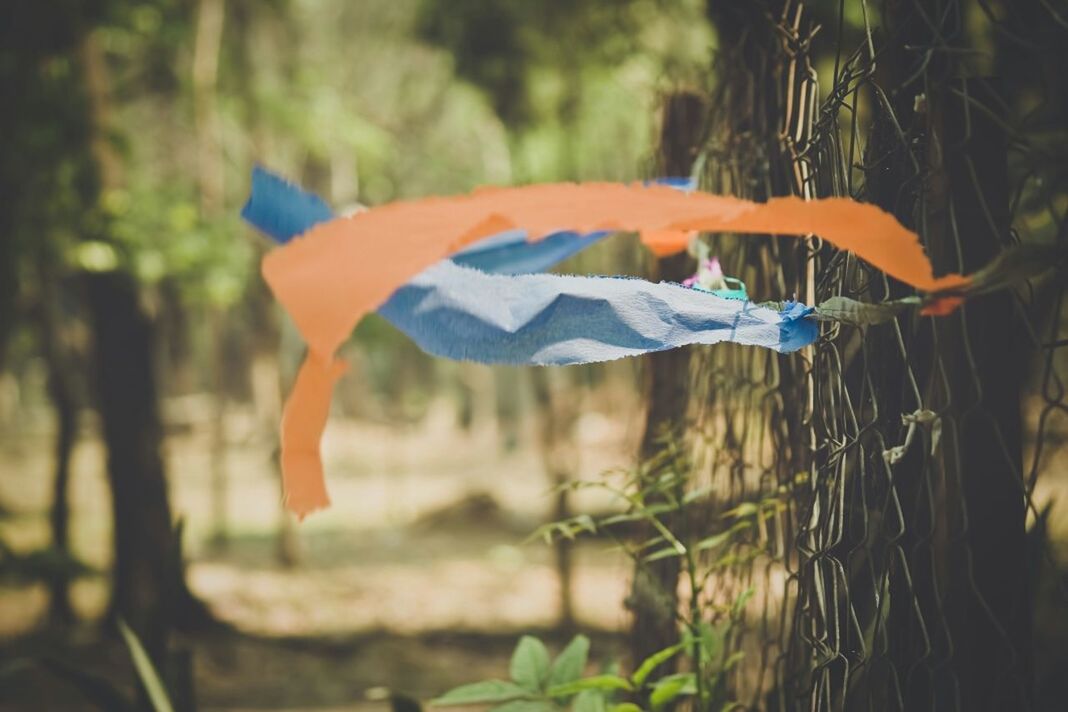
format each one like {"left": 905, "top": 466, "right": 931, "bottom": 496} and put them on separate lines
{"left": 418, "top": 0, "right": 713, "bottom": 181}
{"left": 0, "top": 0, "right": 714, "bottom": 419}
{"left": 432, "top": 629, "right": 750, "bottom": 712}
{"left": 510, "top": 636, "right": 552, "bottom": 692}
{"left": 547, "top": 634, "right": 590, "bottom": 688}
{"left": 432, "top": 635, "right": 622, "bottom": 711}
{"left": 432, "top": 680, "right": 532, "bottom": 707}
{"left": 517, "top": 435, "right": 797, "bottom": 711}
{"left": 117, "top": 619, "right": 175, "bottom": 712}
{"left": 430, "top": 440, "right": 775, "bottom": 712}
{"left": 812, "top": 295, "right": 920, "bottom": 326}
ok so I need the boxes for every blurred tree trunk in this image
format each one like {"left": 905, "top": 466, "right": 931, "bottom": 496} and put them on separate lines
{"left": 193, "top": 0, "right": 231, "bottom": 551}
{"left": 934, "top": 77, "right": 1032, "bottom": 712}
{"left": 208, "top": 308, "right": 230, "bottom": 550}
{"left": 35, "top": 264, "right": 78, "bottom": 625}
{"left": 628, "top": 91, "right": 706, "bottom": 668}
{"left": 232, "top": 0, "right": 301, "bottom": 565}
{"left": 80, "top": 29, "right": 170, "bottom": 664}
{"left": 531, "top": 368, "right": 578, "bottom": 630}
{"left": 860, "top": 3, "right": 937, "bottom": 704}
{"left": 84, "top": 270, "right": 174, "bottom": 659}
{"left": 0, "top": 229, "right": 15, "bottom": 372}
{"left": 248, "top": 275, "right": 299, "bottom": 566}
{"left": 494, "top": 368, "right": 521, "bottom": 452}
{"left": 80, "top": 33, "right": 215, "bottom": 677}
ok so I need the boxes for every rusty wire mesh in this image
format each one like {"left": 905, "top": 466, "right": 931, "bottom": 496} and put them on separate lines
{"left": 676, "top": 1, "right": 1068, "bottom": 710}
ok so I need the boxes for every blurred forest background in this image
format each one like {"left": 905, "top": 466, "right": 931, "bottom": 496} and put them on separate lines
{"left": 1, "top": 2, "right": 711, "bottom": 709}
{"left": 1, "top": 0, "right": 1067, "bottom": 711}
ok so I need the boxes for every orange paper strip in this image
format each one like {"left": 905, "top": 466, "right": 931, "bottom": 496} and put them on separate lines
{"left": 263, "top": 182, "right": 968, "bottom": 517}
{"left": 280, "top": 355, "right": 348, "bottom": 517}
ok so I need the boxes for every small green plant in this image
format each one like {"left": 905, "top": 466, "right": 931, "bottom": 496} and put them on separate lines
{"left": 431, "top": 434, "right": 797, "bottom": 712}
{"left": 431, "top": 630, "right": 750, "bottom": 712}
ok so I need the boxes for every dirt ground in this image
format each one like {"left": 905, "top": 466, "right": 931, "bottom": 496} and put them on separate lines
{"left": 0, "top": 393, "right": 639, "bottom": 711}
{"left": 3, "top": 385, "right": 1066, "bottom": 711}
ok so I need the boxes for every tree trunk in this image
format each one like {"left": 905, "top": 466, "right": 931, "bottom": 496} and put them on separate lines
{"left": 193, "top": 0, "right": 230, "bottom": 551}
{"left": 852, "top": 2, "right": 939, "bottom": 705}
{"left": 36, "top": 268, "right": 78, "bottom": 625}
{"left": 84, "top": 270, "right": 174, "bottom": 664}
{"left": 628, "top": 91, "right": 706, "bottom": 668}
{"left": 208, "top": 308, "right": 230, "bottom": 550}
{"left": 230, "top": 0, "right": 300, "bottom": 565}
{"left": 79, "top": 32, "right": 216, "bottom": 677}
{"left": 531, "top": 368, "right": 577, "bottom": 630}
{"left": 248, "top": 274, "right": 300, "bottom": 567}
{"left": 935, "top": 77, "right": 1032, "bottom": 712}
{"left": 494, "top": 367, "right": 521, "bottom": 452}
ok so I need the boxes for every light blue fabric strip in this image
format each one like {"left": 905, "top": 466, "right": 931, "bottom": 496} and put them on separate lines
{"left": 380, "top": 261, "right": 816, "bottom": 363}
{"left": 241, "top": 168, "right": 818, "bottom": 363}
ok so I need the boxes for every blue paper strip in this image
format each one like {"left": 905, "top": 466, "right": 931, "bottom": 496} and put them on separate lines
{"left": 241, "top": 166, "right": 612, "bottom": 275}
{"left": 242, "top": 169, "right": 818, "bottom": 362}
{"left": 452, "top": 228, "right": 611, "bottom": 275}
{"left": 381, "top": 261, "right": 815, "bottom": 363}
{"left": 242, "top": 166, "right": 334, "bottom": 244}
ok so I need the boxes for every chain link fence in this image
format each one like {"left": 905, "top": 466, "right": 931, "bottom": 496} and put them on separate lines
{"left": 677, "top": 1, "right": 1068, "bottom": 710}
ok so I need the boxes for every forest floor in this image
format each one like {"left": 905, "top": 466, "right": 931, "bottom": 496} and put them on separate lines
{"left": 0, "top": 393, "right": 637, "bottom": 710}
{"left": 2, "top": 387, "right": 1067, "bottom": 710}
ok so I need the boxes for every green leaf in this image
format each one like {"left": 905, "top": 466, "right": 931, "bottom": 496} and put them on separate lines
{"left": 548, "top": 635, "right": 590, "bottom": 687}
{"left": 682, "top": 486, "right": 712, "bottom": 504}
{"left": 489, "top": 700, "right": 557, "bottom": 712}
{"left": 648, "top": 674, "right": 696, "bottom": 712}
{"left": 722, "top": 651, "right": 746, "bottom": 671}
{"left": 511, "top": 637, "right": 552, "bottom": 692}
{"left": 700, "top": 520, "right": 751, "bottom": 555}
{"left": 630, "top": 642, "right": 685, "bottom": 688}
{"left": 731, "top": 587, "right": 755, "bottom": 619}
{"left": 721, "top": 502, "right": 759, "bottom": 520}
{"left": 696, "top": 529, "right": 734, "bottom": 552}
{"left": 698, "top": 622, "right": 722, "bottom": 665}
{"left": 572, "top": 690, "right": 606, "bottom": 712}
{"left": 642, "top": 545, "right": 684, "bottom": 563}
{"left": 432, "top": 680, "right": 531, "bottom": 706}
{"left": 609, "top": 704, "right": 643, "bottom": 712}
{"left": 813, "top": 295, "right": 920, "bottom": 326}
{"left": 117, "top": 619, "right": 175, "bottom": 712}
{"left": 529, "top": 516, "right": 598, "bottom": 545}
{"left": 601, "top": 504, "right": 674, "bottom": 527}
{"left": 547, "top": 675, "right": 633, "bottom": 698}
{"left": 635, "top": 536, "right": 668, "bottom": 553}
